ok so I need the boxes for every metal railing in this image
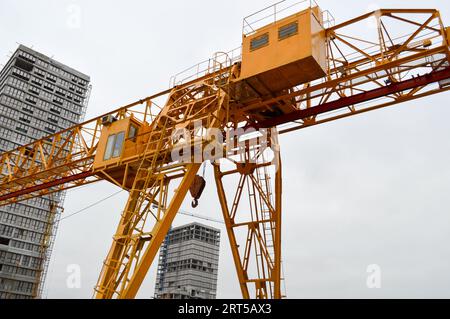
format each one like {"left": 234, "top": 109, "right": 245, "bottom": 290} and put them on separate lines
{"left": 169, "top": 46, "right": 241, "bottom": 88}
{"left": 242, "top": 0, "right": 334, "bottom": 36}
{"left": 168, "top": 1, "right": 335, "bottom": 88}
{"left": 322, "top": 9, "right": 335, "bottom": 29}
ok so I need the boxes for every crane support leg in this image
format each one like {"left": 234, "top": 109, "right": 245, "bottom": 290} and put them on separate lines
{"left": 214, "top": 141, "right": 282, "bottom": 299}
{"left": 94, "top": 163, "right": 200, "bottom": 299}
{"left": 93, "top": 62, "right": 233, "bottom": 298}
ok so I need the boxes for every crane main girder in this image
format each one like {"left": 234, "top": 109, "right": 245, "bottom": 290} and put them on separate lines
{"left": 1, "top": 9, "right": 449, "bottom": 207}
{"left": 257, "top": 66, "right": 450, "bottom": 128}
{"left": 0, "top": 6, "right": 449, "bottom": 299}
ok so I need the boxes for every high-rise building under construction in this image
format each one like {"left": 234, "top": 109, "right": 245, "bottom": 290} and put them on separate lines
{"left": 154, "top": 222, "right": 220, "bottom": 299}
{"left": 0, "top": 45, "right": 90, "bottom": 299}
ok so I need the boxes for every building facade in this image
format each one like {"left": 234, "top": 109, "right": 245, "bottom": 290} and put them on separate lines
{"left": 155, "top": 222, "right": 220, "bottom": 299}
{"left": 0, "top": 45, "right": 90, "bottom": 299}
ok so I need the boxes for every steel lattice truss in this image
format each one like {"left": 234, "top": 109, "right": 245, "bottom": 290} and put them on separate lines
{"left": 0, "top": 8, "right": 449, "bottom": 299}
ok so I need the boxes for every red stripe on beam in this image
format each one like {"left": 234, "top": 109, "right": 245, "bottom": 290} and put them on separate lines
{"left": 255, "top": 67, "right": 450, "bottom": 128}
{"left": 0, "top": 171, "right": 95, "bottom": 202}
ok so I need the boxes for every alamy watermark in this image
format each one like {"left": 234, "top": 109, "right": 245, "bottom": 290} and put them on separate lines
{"left": 170, "top": 120, "right": 280, "bottom": 169}
{"left": 66, "top": 264, "right": 81, "bottom": 289}
{"left": 66, "top": 3, "right": 82, "bottom": 29}
{"left": 366, "top": 264, "right": 381, "bottom": 289}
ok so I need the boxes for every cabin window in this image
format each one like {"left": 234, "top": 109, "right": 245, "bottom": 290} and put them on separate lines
{"left": 104, "top": 135, "right": 115, "bottom": 160}
{"left": 128, "top": 124, "right": 138, "bottom": 141}
{"left": 250, "top": 33, "right": 269, "bottom": 51}
{"left": 112, "top": 132, "right": 125, "bottom": 158}
{"left": 279, "top": 22, "right": 298, "bottom": 40}
{"left": 104, "top": 131, "right": 125, "bottom": 160}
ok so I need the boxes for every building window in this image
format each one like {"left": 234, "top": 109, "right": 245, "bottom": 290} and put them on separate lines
{"left": 19, "top": 117, "right": 31, "bottom": 124}
{"left": 18, "top": 51, "right": 36, "bottom": 64}
{"left": 44, "top": 83, "right": 55, "bottom": 91}
{"left": 14, "top": 58, "right": 34, "bottom": 72}
{"left": 50, "top": 107, "right": 61, "bottom": 115}
{"left": 48, "top": 117, "right": 58, "bottom": 124}
{"left": 53, "top": 97, "right": 63, "bottom": 105}
{"left": 16, "top": 126, "right": 28, "bottom": 134}
{"left": 46, "top": 74, "right": 57, "bottom": 83}
{"left": 12, "top": 67, "right": 31, "bottom": 80}
{"left": 31, "top": 77, "right": 43, "bottom": 86}
{"left": 55, "top": 89, "right": 65, "bottom": 97}
{"left": 25, "top": 95, "right": 37, "bottom": 105}
{"left": 35, "top": 69, "right": 45, "bottom": 78}
{"left": 45, "top": 127, "right": 56, "bottom": 134}
{"left": 250, "top": 33, "right": 269, "bottom": 51}
{"left": 0, "top": 237, "right": 10, "bottom": 246}
{"left": 104, "top": 131, "right": 125, "bottom": 160}
{"left": 278, "top": 21, "right": 298, "bottom": 40}
{"left": 28, "top": 86, "right": 40, "bottom": 96}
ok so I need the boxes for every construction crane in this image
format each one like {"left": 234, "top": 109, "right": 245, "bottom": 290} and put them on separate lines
{"left": 152, "top": 202, "right": 224, "bottom": 224}
{"left": 178, "top": 209, "right": 224, "bottom": 225}
{"left": 1, "top": 0, "right": 450, "bottom": 299}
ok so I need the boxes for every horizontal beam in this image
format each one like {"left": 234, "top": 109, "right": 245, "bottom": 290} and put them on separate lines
{"left": 329, "top": 9, "right": 438, "bottom": 31}
{"left": 0, "top": 171, "right": 95, "bottom": 203}
{"left": 255, "top": 68, "right": 450, "bottom": 128}
{"left": 239, "top": 46, "right": 447, "bottom": 114}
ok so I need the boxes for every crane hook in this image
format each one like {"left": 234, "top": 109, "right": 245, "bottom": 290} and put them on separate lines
{"left": 189, "top": 174, "right": 206, "bottom": 209}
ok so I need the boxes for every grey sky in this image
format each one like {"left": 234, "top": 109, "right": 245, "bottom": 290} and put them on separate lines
{"left": 1, "top": 0, "right": 450, "bottom": 298}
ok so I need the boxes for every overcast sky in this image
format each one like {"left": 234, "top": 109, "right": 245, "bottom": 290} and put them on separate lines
{"left": 1, "top": 0, "right": 450, "bottom": 299}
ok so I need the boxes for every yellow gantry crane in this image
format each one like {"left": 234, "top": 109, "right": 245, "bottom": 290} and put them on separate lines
{"left": 1, "top": 0, "right": 450, "bottom": 299}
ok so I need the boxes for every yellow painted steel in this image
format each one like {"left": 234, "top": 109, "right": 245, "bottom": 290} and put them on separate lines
{"left": 94, "top": 62, "right": 233, "bottom": 298}
{"left": 93, "top": 116, "right": 143, "bottom": 169}
{"left": 214, "top": 142, "right": 283, "bottom": 299}
{"left": 240, "top": 7, "right": 326, "bottom": 93}
{"left": 0, "top": 5, "right": 450, "bottom": 299}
